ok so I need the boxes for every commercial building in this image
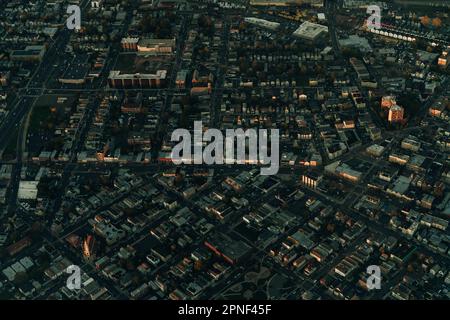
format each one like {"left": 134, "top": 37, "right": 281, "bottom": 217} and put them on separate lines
{"left": 108, "top": 70, "right": 167, "bottom": 88}
{"left": 381, "top": 95, "right": 396, "bottom": 109}
{"left": 204, "top": 233, "right": 252, "bottom": 265}
{"left": 429, "top": 98, "right": 448, "bottom": 118}
{"left": 366, "top": 144, "right": 385, "bottom": 157}
{"left": 387, "top": 175, "right": 413, "bottom": 201}
{"left": 301, "top": 172, "right": 323, "bottom": 189}
{"left": 401, "top": 137, "right": 421, "bottom": 152}
{"left": 293, "top": 21, "right": 328, "bottom": 41}
{"left": 389, "top": 153, "right": 410, "bottom": 165}
{"left": 244, "top": 17, "right": 280, "bottom": 30}
{"left": 137, "top": 38, "right": 176, "bottom": 54}
{"left": 388, "top": 105, "right": 404, "bottom": 123}
{"left": 325, "top": 161, "right": 362, "bottom": 182}
{"left": 17, "top": 181, "right": 39, "bottom": 200}
{"left": 339, "top": 35, "right": 372, "bottom": 53}
{"left": 121, "top": 37, "right": 139, "bottom": 51}
{"left": 350, "top": 58, "right": 370, "bottom": 81}
{"left": 10, "top": 45, "right": 46, "bottom": 62}
{"left": 91, "top": 220, "right": 126, "bottom": 245}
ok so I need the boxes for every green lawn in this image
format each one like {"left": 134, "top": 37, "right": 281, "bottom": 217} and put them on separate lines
{"left": 29, "top": 104, "right": 52, "bottom": 133}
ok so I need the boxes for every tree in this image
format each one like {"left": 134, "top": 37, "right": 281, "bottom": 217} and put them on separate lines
{"left": 0, "top": 248, "right": 7, "bottom": 259}
{"left": 299, "top": 65, "right": 307, "bottom": 75}
{"left": 194, "top": 260, "right": 203, "bottom": 271}
{"left": 29, "top": 222, "right": 43, "bottom": 241}
{"left": 139, "top": 14, "right": 155, "bottom": 33}
{"left": 13, "top": 272, "right": 29, "bottom": 285}
{"left": 420, "top": 16, "right": 430, "bottom": 27}
{"left": 326, "top": 223, "right": 335, "bottom": 233}
{"left": 174, "top": 172, "right": 184, "bottom": 186}
{"left": 131, "top": 272, "right": 142, "bottom": 285}
{"left": 431, "top": 18, "right": 442, "bottom": 28}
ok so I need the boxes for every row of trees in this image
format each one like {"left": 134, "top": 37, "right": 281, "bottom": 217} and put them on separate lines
{"left": 419, "top": 16, "right": 443, "bottom": 28}
{"left": 139, "top": 14, "right": 174, "bottom": 38}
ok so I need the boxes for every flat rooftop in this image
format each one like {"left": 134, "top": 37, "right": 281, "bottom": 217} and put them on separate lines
{"left": 18, "top": 181, "right": 39, "bottom": 200}
{"left": 293, "top": 21, "right": 328, "bottom": 40}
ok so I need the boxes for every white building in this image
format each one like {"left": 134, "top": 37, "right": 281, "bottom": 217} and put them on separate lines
{"left": 293, "top": 21, "right": 328, "bottom": 41}
{"left": 18, "top": 181, "right": 39, "bottom": 200}
{"left": 244, "top": 17, "right": 280, "bottom": 31}
{"left": 91, "top": 0, "right": 103, "bottom": 9}
{"left": 366, "top": 144, "right": 385, "bottom": 157}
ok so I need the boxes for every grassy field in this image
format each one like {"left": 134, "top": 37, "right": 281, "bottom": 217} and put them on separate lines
{"left": 28, "top": 104, "right": 52, "bottom": 133}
